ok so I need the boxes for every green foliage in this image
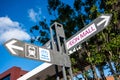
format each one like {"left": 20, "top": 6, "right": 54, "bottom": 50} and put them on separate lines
{"left": 106, "top": 0, "right": 117, "bottom": 5}
{"left": 30, "top": 19, "right": 50, "bottom": 45}
{"left": 73, "top": 68, "right": 79, "bottom": 74}
{"left": 71, "top": 58, "right": 77, "bottom": 65}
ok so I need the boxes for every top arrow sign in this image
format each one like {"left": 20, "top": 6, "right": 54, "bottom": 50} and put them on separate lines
{"left": 66, "top": 14, "right": 112, "bottom": 50}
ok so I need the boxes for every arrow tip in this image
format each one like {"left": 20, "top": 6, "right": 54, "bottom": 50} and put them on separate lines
{"left": 97, "top": 14, "right": 112, "bottom": 27}
{"left": 5, "top": 39, "right": 23, "bottom": 55}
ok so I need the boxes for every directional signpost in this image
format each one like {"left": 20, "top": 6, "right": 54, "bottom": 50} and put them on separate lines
{"left": 4, "top": 14, "right": 112, "bottom": 80}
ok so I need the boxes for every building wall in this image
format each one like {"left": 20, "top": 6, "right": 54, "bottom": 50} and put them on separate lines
{"left": 106, "top": 76, "right": 114, "bottom": 80}
{"left": 0, "top": 66, "right": 27, "bottom": 80}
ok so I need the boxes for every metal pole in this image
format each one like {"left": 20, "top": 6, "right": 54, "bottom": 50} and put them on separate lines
{"left": 68, "top": 67, "right": 73, "bottom": 80}
{"left": 62, "top": 66, "right": 67, "bottom": 80}
{"left": 55, "top": 65, "right": 60, "bottom": 80}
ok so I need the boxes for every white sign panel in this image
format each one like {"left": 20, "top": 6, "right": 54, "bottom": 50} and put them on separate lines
{"left": 39, "top": 48, "right": 51, "bottom": 62}
{"left": 66, "top": 24, "right": 97, "bottom": 49}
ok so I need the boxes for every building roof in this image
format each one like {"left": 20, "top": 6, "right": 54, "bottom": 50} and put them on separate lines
{"left": 17, "top": 63, "right": 56, "bottom": 80}
{"left": 0, "top": 66, "right": 27, "bottom": 80}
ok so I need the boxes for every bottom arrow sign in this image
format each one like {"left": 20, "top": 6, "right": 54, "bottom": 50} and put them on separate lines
{"left": 4, "top": 39, "right": 71, "bottom": 67}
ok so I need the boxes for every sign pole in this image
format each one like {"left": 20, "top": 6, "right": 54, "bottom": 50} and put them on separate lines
{"left": 55, "top": 65, "right": 60, "bottom": 80}
{"left": 62, "top": 66, "right": 67, "bottom": 80}
{"left": 68, "top": 67, "right": 73, "bottom": 80}
{"left": 50, "top": 22, "right": 73, "bottom": 80}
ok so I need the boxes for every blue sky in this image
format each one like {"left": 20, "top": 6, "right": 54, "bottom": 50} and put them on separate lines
{"left": 0, "top": 0, "right": 74, "bottom": 74}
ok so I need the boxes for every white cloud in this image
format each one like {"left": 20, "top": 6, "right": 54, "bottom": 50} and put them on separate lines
{"left": 28, "top": 8, "right": 45, "bottom": 22}
{"left": 0, "top": 16, "right": 19, "bottom": 27}
{"left": 0, "top": 16, "right": 30, "bottom": 43}
{"left": 28, "top": 9, "right": 37, "bottom": 22}
{"left": 0, "top": 16, "right": 19, "bottom": 33}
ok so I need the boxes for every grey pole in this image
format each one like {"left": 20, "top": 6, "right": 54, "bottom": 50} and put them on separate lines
{"left": 68, "top": 67, "right": 73, "bottom": 80}
{"left": 62, "top": 66, "right": 67, "bottom": 80}
{"left": 50, "top": 22, "right": 73, "bottom": 80}
{"left": 55, "top": 65, "right": 60, "bottom": 80}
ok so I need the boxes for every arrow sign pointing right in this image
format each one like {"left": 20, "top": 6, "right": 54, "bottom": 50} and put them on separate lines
{"left": 66, "top": 14, "right": 112, "bottom": 50}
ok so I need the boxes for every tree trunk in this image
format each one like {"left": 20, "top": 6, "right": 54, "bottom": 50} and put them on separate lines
{"left": 90, "top": 65, "right": 98, "bottom": 80}
{"left": 98, "top": 65, "right": 106, "bottom": 80}
{"left": 81, "top": 69, "right": 88, "bottom": 80}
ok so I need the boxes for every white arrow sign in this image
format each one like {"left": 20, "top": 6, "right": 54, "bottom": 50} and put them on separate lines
{"left": 66, "top": 14, "right": 112, "bottom": 50}
{"left": 5, "top": 39, "right": 24, "bottom": 55}
{"left": 4, "top": 39, "right": 71, "bottom": 67}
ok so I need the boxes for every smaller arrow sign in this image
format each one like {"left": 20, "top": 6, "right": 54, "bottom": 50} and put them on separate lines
{"left": 4, "top": 39, "right": 71, "bottom": 67}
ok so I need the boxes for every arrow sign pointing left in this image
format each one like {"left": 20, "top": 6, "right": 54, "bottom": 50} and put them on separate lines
{"left": 5, "top": 39, "right": 24, "bottom": 55}
{"left": 4, "top": 39, "right": 71, "bottom": 67}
